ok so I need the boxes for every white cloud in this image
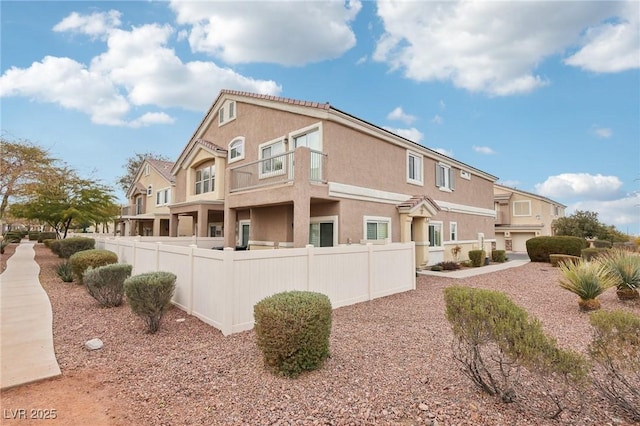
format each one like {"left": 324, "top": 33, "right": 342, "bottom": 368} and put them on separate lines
{"left": 439, "top": 100, "right": 446, "bottom": 110}
{"left": 53, "top": 10, "right": 121, "bottom": 39}
{"left": 431, "top": 114, "right": 443, "bottom": 125}
{"left": 434, "top": 147, "right": 454, "bottom": 157}
{"left": 535, "top": 173, "right": 624, "bottom": 200}
{"left": 1, "top": 11, "right": 282, "bottom": 126}
{"left": 593, "top": 126, "right": 613, "bottom": 138}
{"left": 383, "top": 126, "right": 424, "bottom": 143}
{"left": 473, "top": 145, "right": 495, "bottom": 154}
{"left": 565, "top": 2, "right": 640, "bottom": 73}
{"left": 567, "top": 192, "right": 640, "bottom": 233}
{"left": 387, "top": 106, "right": 416, "bottom": 125}
{"left": 373, "top": 1, "right": 635, "bottom": 96}
{"left": 170, "top": 0, "right": 361, "bottom": 66}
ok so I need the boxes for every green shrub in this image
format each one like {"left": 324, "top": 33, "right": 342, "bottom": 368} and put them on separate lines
{"left": 0, "top": 239, "right": 11, "bottom": 254}
{"left": 558, "top": 259, "right": 616, "bottom": 311}
{"left": 589, "top": 310, "right": 640, "bottom": 421}
{"left": 430, "top": 265, "right": 443, "bottom": 271}
{"left": 2, "top": 232, "right": 22, "bottom": 243}
{"left": 84, "top": 263, "right": 132, "bottom": 307}
{"left": 68, "top": 249, "right": 118, "bottom": 284}
{"left": 124, "top": 271, "right": 176, "bottom": 333}
{"left": 491, "top": 250, "right": 507, "bottom": 263}
{"left": 444, "top": 286, "right": 588, "bottom": 418}
{"left": 254, "top": 291, "right": 332, "bottom": 378}
{"left": 526, "top": 236, "right": 586, "bottom": 262}
{"left": 38, "top": 232, "right": 58, "bottom": 243}
{"left": 460, "top": 260, "right": 473, "bottom": 268}
{"left": 468, "top": 249, "right": 485, "bottom": 267}
{"left": 56, "top": 261, "right": 74, "bottom": 282}
{"left": 593, "top": 240, "right": 612, "bottom": 249}
{"left": 549, "top": 254, "right": 581, "bottom": 267}
{"left": 48, "top": 240, "right": 62, "bottom": 256}
{"left": 28, "top": 231, "right": 40, "bottom": 241}
{"left": 581, "top": 247, "right": 610, "bottom": 261}
{"left": 43, "top": 239, "right": 56, "bottom": 248}
{"left": 57, "top": 237, "right": 95, "bottom": 259}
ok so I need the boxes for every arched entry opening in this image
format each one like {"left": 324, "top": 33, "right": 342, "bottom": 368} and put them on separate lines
{"left": 397, "top": 196, "right": 440, "bottom": 269}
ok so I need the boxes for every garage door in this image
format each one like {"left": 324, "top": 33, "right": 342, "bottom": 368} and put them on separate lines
{"left": 512, "top": 233, "right": 536, "bottom": 252}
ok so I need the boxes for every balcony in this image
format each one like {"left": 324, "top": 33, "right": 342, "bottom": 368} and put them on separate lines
{"left": 230, "top": 149, "right": 327, "bottom": 193}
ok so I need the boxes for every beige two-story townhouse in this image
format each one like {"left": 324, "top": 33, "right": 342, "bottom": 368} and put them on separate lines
{"left": 168, "top": 90, "right": 498, "bottom": 267}
{"left": 119, "top": 158, "right": 192, "bottom": 237}
{"left": 494, "top": 183, "right": 566, "bottom": 252}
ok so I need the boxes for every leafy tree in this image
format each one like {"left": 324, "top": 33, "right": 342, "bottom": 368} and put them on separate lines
{"left": 116, "top": 151, "right": 171, "bottom": 195}
{"left": 552, "top": 210, "right": 629, "bottom": 243}
{"left": 10, "top": 166, "right": 118, "bottom": 238}
{"left": 0, "top": 135, "right": 57, "bottom": 223}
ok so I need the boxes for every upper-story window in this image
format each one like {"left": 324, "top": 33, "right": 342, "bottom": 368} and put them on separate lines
{"left": 228, "top": 137, "right": 245, "bottom": 163}
{"left": 135, "top": 196, "right": 143, "bottom": 215}
{"left": 407, "top": 151, "right": 423, "bottom": 185}
{"left": 147, "top": 185, "right": 153, "bottom": 196}
{"left": 144, "top": 164, "right": 150, "bottom": 176}
{"left": 259, "top": 138, "right": 285, "bottom": 177}
{"left": 513, "top": 200, "right": 531, "bottom": 216}
{"left": 156, "top": 188, "right": 171, "bottom": 206}
{"left": 436, "top": 163, "right": 455, "bottom": 191}
{"left": 291, "top": 123, "right": 322, "bottom": 151}
{"left": 218, "top": 100, "right": 236, "bottom": 126}
{"left": 195, "top": 165, "right": 215, "bottom": 194}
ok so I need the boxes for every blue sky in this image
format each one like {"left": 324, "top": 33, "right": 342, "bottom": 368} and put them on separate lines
{"left": 1, "top": 1, "right": 639, "bottom": 235}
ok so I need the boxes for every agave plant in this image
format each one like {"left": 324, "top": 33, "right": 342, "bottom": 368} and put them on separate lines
{"left": 601, "top": 250, "right": 640, "bottom": 300}
{"left": 558, "top": 259, "right": 616, "bottom": 311}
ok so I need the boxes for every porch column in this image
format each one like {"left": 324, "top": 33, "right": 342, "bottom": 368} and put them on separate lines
{"left": 292, "top": 147, "right": 311, "bottom": 247}
{"left": 414, "top": 217, "right": 429, "bottom": 268}
{"left": 224, "top": 207, "right": 237, "bottom": 248}
{"left": 196, "top": 205, "right": 208, "bottom": 237}
{"left": 153, "top": 218, "right": 161, "bottom": 236}
{"left": 399, "top": 213, "right": 412, "bottom": 243}
{"left": 170, "top": 214, "right": 179, "bottom": 237}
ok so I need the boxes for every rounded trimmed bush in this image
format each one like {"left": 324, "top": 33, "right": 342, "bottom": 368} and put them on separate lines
{"left": 124, "top": 271, "right": 176, "bottom": 334}
{"left": 491, "top": 250, "right": 508, "bottom": 263}
{"left": 468, "top": 249, "right": 486, "bottom": 267}
{"left": 549, "top": 254, "right": 581, "bottom": 267}
{"left": 526, "top": 236, "right": 586, "bottom": 262}
{"left": 84, "top": 263, "right": 132, "bottom": 307}
{"left": 68, "top": 249, "right": 118, "bottom": 284}
{"left": 254, "top": 291, "right": 332, "bottom": 378}
{"left": 38, "top": 232, "right": 58, "bottom": 243}
{"left": 581, "top": 248, "right": 610, "bottom": 261}
{"left": 57, "top": 237, "right": 95, "bottom": 259}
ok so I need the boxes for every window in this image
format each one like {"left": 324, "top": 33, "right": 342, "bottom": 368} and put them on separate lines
{"left": 450, "top": 222, "right": 458, "bottom": 241}
{"left": 195, "top": 165, "right": 215, "bottom": 195}
{"left": 429, "top": 222, "right": 443, "bottom": 247}
{"left": 291, "top": 124, "right": 322, "bottom": 151}
{"left": 228, "top": 138, "right": 244, "bottom": 163}
{"left": 407, "top": 151, "right": 423, "bottom": 185}
{"left": 436, "top": 163, "right": 455, "bottom": 191}
{"left": 135, "top": 196, "right": 143, "bottom": 215}
{"left": 218, "top": 101, "right": 236, "bottom": 126}
{"left": 259, "top": 139, "right": 285, "bottom": 177}
{"left": 513, "top": 200, "right": 531, "bottom": 216}
{"left": 147, "top": 185, "right": 153, "bottom": 196}
{"left": 156, "top": 188, "right": 170, "bottom": 206}
{"left": 364, "top": 216, "right": 390, "bottom": 241}
{"left": 460, "top": 170, "right": 471, "bottom": 180}
{"left": 144, "top": 164, "right": 150, "bottom": 176}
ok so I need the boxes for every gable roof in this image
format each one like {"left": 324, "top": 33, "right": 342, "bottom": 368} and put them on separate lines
{"left": 173, "top": 89, "right": 498, "bottom": 182}
{"left": 125, "top": 158, "right": 176, "bottom": 199}
{"left": 397, "top": 195, "right": 441, "bottom": 216}
{"left": 494, "top": 183, "right": 566, "bottom": 208}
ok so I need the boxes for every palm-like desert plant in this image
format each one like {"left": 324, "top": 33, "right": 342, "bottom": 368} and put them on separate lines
{"left": 601, "top": 250, "right": 640, "bottom": 300}
{"left": 558, "top": 259, "right": 616, "bottom": 311}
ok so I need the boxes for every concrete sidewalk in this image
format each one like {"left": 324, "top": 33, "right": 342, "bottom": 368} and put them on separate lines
{"left": 1, "top": 241, "right": 61, "bottom": 389}
{"left": 418, "top": 258, "right": 530, "bottom": 279}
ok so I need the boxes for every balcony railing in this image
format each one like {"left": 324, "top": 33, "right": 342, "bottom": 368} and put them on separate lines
{"left": 230, "top": 150, "right": 327, "bottom": 192}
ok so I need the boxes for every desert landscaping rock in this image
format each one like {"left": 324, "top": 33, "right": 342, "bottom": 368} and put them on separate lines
{"left": 2, "top": 244, "right": 639, "bottom": 425}
{"left": 85, "top": 338, "right": 104, "bottom": 350}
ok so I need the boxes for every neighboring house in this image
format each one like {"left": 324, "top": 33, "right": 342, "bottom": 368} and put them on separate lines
{"left": 494, "top": 183, "right": 566, "bottom": 252}
{"left": 168, "top": 90, "right": 498, "bottom": 267}
{"left": 118, "top": 159, "right": 192, "bottom": 237}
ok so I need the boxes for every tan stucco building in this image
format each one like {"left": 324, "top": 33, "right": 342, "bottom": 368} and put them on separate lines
{"left": 164, "top": 90, "right": 497, "bottom": 267}
{"left": 494, "top": 183, "right": 566, "bottom": 252}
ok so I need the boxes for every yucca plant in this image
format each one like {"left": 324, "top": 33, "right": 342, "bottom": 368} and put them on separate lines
{"left": 601, "top": 250, "right": 640, "bottom": 301}
{"left": 56, "top": 261, "right": 74, "bottom": 282}
{"left": 558, "top": 259, "right": 616, "bottom": 311}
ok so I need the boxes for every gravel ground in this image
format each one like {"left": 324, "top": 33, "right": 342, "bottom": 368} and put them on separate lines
{"left": 4, "top": 244, "right": 640, "bottom": 425}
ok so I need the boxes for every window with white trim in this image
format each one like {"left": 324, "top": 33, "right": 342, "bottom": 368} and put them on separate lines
{"left": 407, "top": 151, "right": 423, "bottom": 185}
{"left": 228, "top": 137, "right": 244, "bottom": 163}
{"left": 135, "top": 196, "right": 143, "bottom": 215}
{"left": 450, "top": 222, "right": 458, "bottom": 241}
{"left": 259, "top": 138, "right": 285, "bottom": 177}
{"left": 195, "top": 165, "right": 215, "bottom": 195}
{"left": 218, "top": 101, "right": 236, "bottom": 126}
{"left": 436, "top": 163, "right": 455, "bottom": 191}
{"left": 429, "top": 222, "right": 443, "bottom": 247}
{"left": 144, "top": 164, "right": 150, "bottom": 176}
{"left": 291, "top": 124, "right": 322, "bottom": 151}
{"left": 147, "top": 185, "right": 153, "bottom": 196}
{"left": 364, "top": 216, "right": 390, "bottom": 241}
{"left": 513, "top": 200, "right": 531, "bottom": 216}
{"left": 156, "top": 188, "right": 170, "bottom": 206}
